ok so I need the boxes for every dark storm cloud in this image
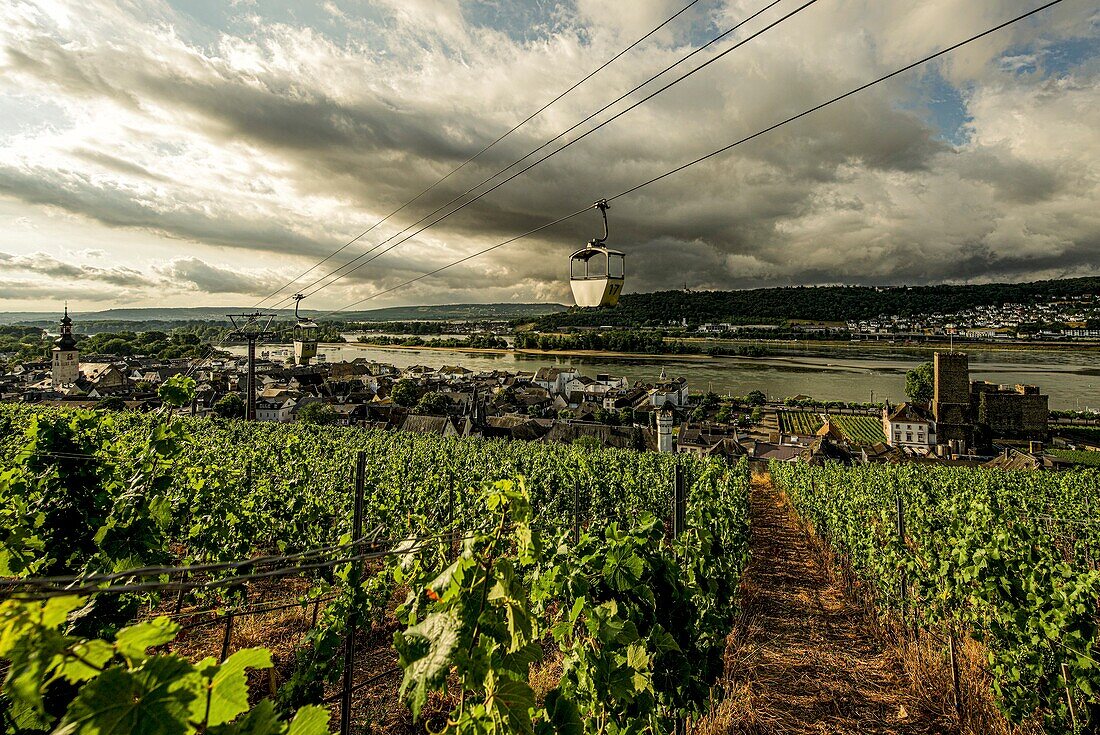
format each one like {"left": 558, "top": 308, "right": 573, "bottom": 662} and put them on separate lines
{"left": 0, "top": 165, "right": 331, "bottom": 257}
{"left": 0, "top": 0, "right": 1096, "bottom": 309}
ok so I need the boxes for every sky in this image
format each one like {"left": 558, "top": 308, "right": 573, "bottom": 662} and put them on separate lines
{"left": 0, "top": 0, "right": 1097, "bottom": 313}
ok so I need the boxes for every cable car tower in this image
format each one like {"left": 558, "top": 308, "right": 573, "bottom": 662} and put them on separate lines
{"left": 569, "top": 200, "right": 624, "bottom": 308}
{"left": 291, "top": 294, "right": 320, "bottom": 366}
{"left": 226, "top": 311, "right": 277, "bottom": 421}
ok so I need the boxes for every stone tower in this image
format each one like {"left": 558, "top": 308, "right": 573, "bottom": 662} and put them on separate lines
{"left": 51, "top": 306, "right": 80, "bottom": 387}
{"left": 933, "top": 351, "right": 971, "bottom": 450}
{"left": 656, "top": 408, "right": 674, "bottom": 453}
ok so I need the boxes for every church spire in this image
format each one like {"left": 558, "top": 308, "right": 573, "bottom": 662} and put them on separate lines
{"left": 56, "top": 305, "right": 77, "bottom": 350}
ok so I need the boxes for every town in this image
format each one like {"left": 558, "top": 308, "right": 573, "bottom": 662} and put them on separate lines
{"left": 4, "top": 308, "right": 1098, "bottom": 471}
{"left": 694, "top": 294, "right": 1100, "bottom": 342}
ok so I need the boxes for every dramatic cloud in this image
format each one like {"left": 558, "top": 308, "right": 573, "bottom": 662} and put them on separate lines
{"left": 0, "top": 250, "right": 156, "bottom": 287}
{"left": 0, "top": 0, "right": 1096, "bottom": 311}
{"left": 154, "top": 257, "right": 284, "bottom": 295}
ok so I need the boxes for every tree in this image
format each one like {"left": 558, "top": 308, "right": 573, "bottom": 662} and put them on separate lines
{"left": 746, "top": 390, "right": 767, "bottom": 406}
{"left": 213, "top": 393, "right": 245, "bottom": 419}
{"left": 594, "top": 408, "right": 620, "bottom": 426}
{"left": 297, "top": 402, "right": 337, "bottom": 425}
{"left": 750, "top": 406, "right": 764, "bottom": 424}
{"left": 905, "top": 361, "right": 935, "bottom": 404}
{"left": 716, "top": 405, "right": 734, "bottom": 424}
{"left": 95, "top": 396, "right": 126, "bottom": 412}
{"left": 572, "top": 436, "right": 602, "bottom": 451}
{"left": 414, "top": 391, "right": 449, "bottom": 415}
{"left": 391, "top": 379, "right": 419, "bottom": 407}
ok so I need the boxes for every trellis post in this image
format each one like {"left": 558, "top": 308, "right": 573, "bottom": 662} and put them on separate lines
{"left": 340, "top": 451, "right": 366, "bottom": 735}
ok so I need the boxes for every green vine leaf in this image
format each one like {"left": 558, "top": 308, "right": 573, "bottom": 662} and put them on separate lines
{"left": 55, "top": 655, "right": 199, "bottom": 735}
{"left": 205, "top": 648, "right": 274, "bottom": 727}
{"left": 394, "top": 610, "right": 461, "bottom": 718}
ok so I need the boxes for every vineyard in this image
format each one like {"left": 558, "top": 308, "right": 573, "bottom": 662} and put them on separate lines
{"left": 770, "top": 460, "right": 1100, "bottom": 732}
{"left": 5, "top": 378, "right": 1100, "bottom": 734}
{"left": 777, "top": 411, "right": 824, "bottom": 434}
{"left": 0, "top": 381, "right": 751, "bottom": 735}
{"left": 1049, "top": 449, "right": 1100, "bottom": 467}
{"left": 826, "top": 415, "right": 887, "bottom": 445}
{"left": 777, "top": 411, "right": 886, "bottom": 445}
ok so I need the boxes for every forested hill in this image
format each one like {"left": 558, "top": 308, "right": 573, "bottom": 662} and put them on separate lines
{"left": 533, "top": 277, "right": 1100, "bottom": 328}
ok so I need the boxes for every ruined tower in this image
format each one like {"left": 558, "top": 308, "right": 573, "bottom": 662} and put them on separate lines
{"left": 933, "top": 351, "right": 972, "bottom": 451}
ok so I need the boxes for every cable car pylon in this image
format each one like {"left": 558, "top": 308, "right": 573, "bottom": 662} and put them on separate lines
{"left": 569, "top": 200, "right": 625, "bottom": 308}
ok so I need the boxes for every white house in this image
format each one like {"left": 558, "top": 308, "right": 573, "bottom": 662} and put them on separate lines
{"left": 649, "top": 376, "right": 689, "bottom": 408}
{"left": 882, "top": 403, "right": 936, "bottom": 452}
{"left": 257, "top": 396, "right": 297, "bottom": 423}
{"left": 533, "top": 367, "right": 577, "bottom": 394}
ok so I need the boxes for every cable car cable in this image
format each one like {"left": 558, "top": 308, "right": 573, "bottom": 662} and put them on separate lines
{"left": 254, "top": 0, "right": 706, "bottom": 309}
{"left": 292, "top": 0, "right": 812, "bottom": 303}
{"left": 313, "top": 0, "right": 1066, "bottom": 317}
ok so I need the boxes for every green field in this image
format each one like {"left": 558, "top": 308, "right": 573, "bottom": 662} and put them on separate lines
{"left": 1060, "top": 427, "right": 1100, "bottom": 443}
{"left": 1049, "top": 449, "right": 1100, "bottom": 467}
{"left": 778, "top": 411, "right": 825, "bottom": 434}
{"left": 827, "top": 414, "right": 887, "bottom": 445}
{"left": 778, "top": 411, "right": 885, "bottom": 445}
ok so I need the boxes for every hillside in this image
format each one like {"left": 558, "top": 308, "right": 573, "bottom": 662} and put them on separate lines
{"left": 533, "top": 277, "right": 1100, "bottom": 328}
{"left": 0, "top": 302, "right": 568, "bottom": 327}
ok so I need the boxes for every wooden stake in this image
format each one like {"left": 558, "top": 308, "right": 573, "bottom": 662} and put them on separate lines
{"left": 1062, "top": 662, "right": 1078, "bottom": 731}
{"left": 948, "top": 628, "right": 963, "bottom": 722}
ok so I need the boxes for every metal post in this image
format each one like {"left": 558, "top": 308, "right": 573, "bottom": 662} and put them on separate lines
{"left": 340, "top": 451, "right": 367, "bottom": 735}
{"left": 220, "top": 613, "right": 234, "bottom": 662}
{"left": 671, "top": 463, "right": 686, "bottom": 539}
{"left": 448, "top": 476, "right": 455, "bottom": 529}
{"left": 948, "top": 628, "right": 963, "bottom": 722}
{"left": 173, "top": 570, "right": 188, "bottom": 615}
{"left": 573, "top": 481, "right": 581, "bottom": 544}
{"left": 246, "top": 337, "right": 257, "bottom": 421}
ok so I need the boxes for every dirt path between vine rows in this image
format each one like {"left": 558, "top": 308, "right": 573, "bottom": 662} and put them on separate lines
{"left": 702, "top": 475, "right": 956, "bottom": 735}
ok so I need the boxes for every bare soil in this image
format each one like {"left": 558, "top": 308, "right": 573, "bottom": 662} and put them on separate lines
{"left": 695, "top": 475, "right": 957, "bottom": 735}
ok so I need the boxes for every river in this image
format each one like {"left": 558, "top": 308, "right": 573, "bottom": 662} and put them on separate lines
{"left": 227, "top": 342, "right": 1100, "bottom": 412}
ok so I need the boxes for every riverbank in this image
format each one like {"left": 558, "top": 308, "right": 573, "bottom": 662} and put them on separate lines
{"left": 680, "top": 336, "right": 1100, "bottom": 354}
{"left": 326, "top": 341, "right": 716, "bottom": 361}
{"left": 334, "top": 336, "right": 1100, "bottom": 363}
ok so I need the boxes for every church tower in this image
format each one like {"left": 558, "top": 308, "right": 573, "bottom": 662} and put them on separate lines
{"left": 51, "top": 306, "right": 80, "bottom": 388}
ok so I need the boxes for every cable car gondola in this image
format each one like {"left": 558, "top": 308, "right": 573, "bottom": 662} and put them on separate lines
{"left": 291, "top": 294, "right": 319, "bottom": 366}
{"left": 569, "top": 200, "right": 624, "bottom": 308}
